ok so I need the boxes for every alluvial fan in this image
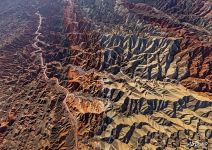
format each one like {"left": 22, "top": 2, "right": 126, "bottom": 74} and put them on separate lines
{"left": 0, "top": 0, "right": 211, "bottom": 150}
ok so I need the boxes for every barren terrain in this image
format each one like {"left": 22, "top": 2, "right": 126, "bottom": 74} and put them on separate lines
{"left": 0, "top": 0, "right": 211, "bottom": 150}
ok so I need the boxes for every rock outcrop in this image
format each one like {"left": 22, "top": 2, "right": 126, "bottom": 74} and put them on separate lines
{"left": 60, "top": 0, "right": 212, "bottom": 149}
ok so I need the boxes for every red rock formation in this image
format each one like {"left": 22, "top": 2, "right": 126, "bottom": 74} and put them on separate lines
{"left": 0, "top": 0, "right": 211, "bottom": 149}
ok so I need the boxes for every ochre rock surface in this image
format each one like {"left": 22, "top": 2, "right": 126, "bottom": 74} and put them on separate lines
{"left": 0, "top": 0, "right": 211, "bottom": 150}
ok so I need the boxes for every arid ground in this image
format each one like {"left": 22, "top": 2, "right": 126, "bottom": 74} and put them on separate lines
{"left": 0, "top": 0, "right": 211, "bottom": 149}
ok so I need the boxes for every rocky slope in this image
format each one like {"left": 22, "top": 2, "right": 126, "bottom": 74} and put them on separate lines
{"left": 61, "top": 0, "right": 212, "bottom": 149}
{"left": 0, "top": 0, "right": 211, "bottom": 150}
{"left": 0, "top": 0, "right": 76, "bottom": 149}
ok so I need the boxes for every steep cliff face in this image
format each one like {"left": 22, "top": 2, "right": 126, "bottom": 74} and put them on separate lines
{"left": 0, "top": 0, "right": 211, "bottom": 150}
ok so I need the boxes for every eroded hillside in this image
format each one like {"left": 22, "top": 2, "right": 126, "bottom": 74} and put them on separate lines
{"left": 0, "top": 0, "right": 211, "bottom": 150}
